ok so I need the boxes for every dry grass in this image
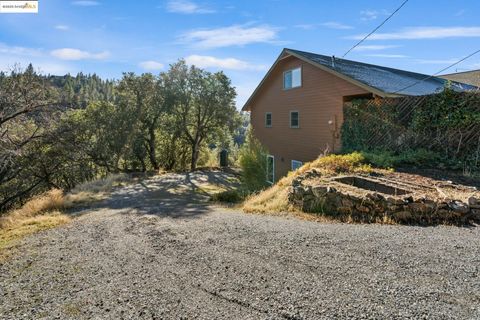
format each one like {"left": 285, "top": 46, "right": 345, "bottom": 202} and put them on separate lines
{"left": 0, "top": 189, "right": 66, "bottom": 230}
{"left": 0, "top": 190, "right": 72, "bottom": 260}
{"left": 0, "top": 173, "right": 131, "bottom": 259}
{"left": 69, "top": 173, "right": 128, "bottom": 194}
{"left": 243, "top": 152, "right": 373, "bottom": 214}
{"left": 243, "top": 184, "right": 292, "bottom": 214}
{"left": 63, "top": 173, "right": 130, "bottom": 207}
{"left": 0, "top": 211, "right": 71, "bottom": 259}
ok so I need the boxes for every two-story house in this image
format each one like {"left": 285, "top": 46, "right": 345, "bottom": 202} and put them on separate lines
{"left": 242, "top": 48, "right": 475, "bottom": 183}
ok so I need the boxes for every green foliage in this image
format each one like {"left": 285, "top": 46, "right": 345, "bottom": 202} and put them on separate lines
{"left": 164, "top": 61, "right": 238, "bottom": 170}
{"left": 239, "top": 127, "right": 269, "bottom": 192}
{"left": 359, "top": 150, "right": 398, "bottom": 168}
{"left": 210, "top": 190, "right": 244, "bottom": 203}
{"left": 0, "top": 62, "right": 241, "bottom": 212}
{"left": 48, "top": 72, "right": 115, "bottom": 107}
{"left": 362, "top": 149, "right": 442, "bottom": 168}
{"left": 341, "top": 88, "right": 480, "bottom": 172}
{"left": 341, "top": 99, "right": 400, "bottom": 152}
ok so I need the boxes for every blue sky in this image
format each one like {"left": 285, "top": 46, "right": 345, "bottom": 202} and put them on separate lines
{"left": 1, "top": 0, "right": 480, "bottom": 107}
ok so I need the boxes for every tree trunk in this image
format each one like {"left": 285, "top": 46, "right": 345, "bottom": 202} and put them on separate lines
{"left": 190, "top": 141, "right": 200, "bottom": 171}
{"left": 148, "top": 126, "right": 159, "bottom": 170}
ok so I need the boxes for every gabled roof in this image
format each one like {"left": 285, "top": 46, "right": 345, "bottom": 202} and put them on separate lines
{"left": 242, "top": 48, "right": 477, "bottom": 111}
{"left": 440, "top": 69, "right": 480, "bottom": 87}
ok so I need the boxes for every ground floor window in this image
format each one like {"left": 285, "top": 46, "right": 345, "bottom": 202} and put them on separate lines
{"left": 291, "top": 160, "right": 303, "bottom": 171}
{"left": 266, "top": 155, "right": 275, "bottom": 184}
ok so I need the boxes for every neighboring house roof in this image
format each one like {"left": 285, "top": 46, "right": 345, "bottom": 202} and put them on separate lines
{"left": 440, "top": 70, "right": 480, "bottom": 87}
{"left": 243, "top": 48, "right": 477, "bottom": 111}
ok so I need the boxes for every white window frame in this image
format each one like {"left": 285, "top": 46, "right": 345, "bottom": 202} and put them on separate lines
{"left": 266, "top": 155, "right": 275, "bottom": 184}
{"left": 265, "top": 112, "right": 272, "bottom": 128}
{"left": 290, "top": 110, "right": 300, "bottom": 128}
{"left": 291, "top": 160, "right": 303, "bottom": 171}
{"left": 283, "top": 67, "right": 302, "bottom": 90}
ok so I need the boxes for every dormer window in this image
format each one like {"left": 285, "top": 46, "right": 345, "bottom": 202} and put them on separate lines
{"left": 283, "top": 67, "right": 302, "bottom": 89}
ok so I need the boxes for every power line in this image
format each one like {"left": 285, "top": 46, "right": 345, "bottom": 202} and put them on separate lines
{"left": 342, "top": 0, "right": 409, "bottom": 58}
{"left": 352, "top": 48, "right": 480, "bottom": 148}
{"left": 392, "top": 48, "right": 480, "bottom": 94}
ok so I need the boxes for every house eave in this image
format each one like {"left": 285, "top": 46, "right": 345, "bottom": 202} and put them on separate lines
{"left": 241, "top": 48, "right": 402, "bottom": 112}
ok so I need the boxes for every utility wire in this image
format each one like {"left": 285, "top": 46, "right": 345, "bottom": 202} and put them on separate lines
{"left": 342, "top": 0, "right": 409, "bottom": 58}
{"left": 366, "top": 48, "right": 480, "bottom": 148}
{"left": 392, "top": 48, "right": 480, "bottom": 94}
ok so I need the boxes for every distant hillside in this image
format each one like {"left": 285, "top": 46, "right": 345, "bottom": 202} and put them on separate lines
{"left": 47, "top": 73, "right": 115, "bottom": 109}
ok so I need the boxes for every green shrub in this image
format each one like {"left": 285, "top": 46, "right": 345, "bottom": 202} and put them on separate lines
{"left": 362, "top": 149, "right": 443, "bottom": 168}
{"left": 398, "top": 149, "right": 441, "bottom": 167}
{"left": 210, "top": 190, "right": 244, "bottom": 203}
{"left": 361, "top": 150, "right": 399, "bottom": 168}
{"left": 238, "top": 127, "right": 269, "bottom": 192}
{"left": 342, "top": 90, "right": 480, "bottom": 173}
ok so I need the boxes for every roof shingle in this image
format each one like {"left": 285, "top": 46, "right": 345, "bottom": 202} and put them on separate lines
{"left": 287, "top": 49, "right": 477, "bottom": 96}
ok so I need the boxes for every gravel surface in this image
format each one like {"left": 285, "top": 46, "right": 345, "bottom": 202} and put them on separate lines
{"left": 1, "top": 172, "right": 479, "bottom": 319}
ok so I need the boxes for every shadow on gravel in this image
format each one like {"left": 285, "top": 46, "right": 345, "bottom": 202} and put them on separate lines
{"left": 80, "top": 171, "right": 238, "bottom": 219}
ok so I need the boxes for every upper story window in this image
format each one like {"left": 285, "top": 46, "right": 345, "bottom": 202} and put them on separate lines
{"left": 283, "top": 67, "right": 302, "bottom": 89}
{"left": 265, "top": 112, "right": 272, "bottom": 127}
{"left": 290, "top": 111, "right": 299, "bottom": 128}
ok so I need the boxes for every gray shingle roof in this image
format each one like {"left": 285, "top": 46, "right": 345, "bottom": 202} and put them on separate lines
{"left": 440, "top": 70, "right": 480, "bottom": 88}
{"left": 287, "top": 49, "right": 477, "bottom": 96}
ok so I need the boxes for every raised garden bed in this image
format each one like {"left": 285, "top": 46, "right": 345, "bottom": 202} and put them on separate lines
{"left": 288, "top": 169, "right": 480, "bottom": 225}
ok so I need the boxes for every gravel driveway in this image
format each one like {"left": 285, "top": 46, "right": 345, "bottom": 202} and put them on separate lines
{"left": 1, "top": 172, "right": 479, "bottom": 319}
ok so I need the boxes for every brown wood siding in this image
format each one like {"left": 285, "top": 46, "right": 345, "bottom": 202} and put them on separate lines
{"left": 249, "top": 55, "right": 369, "bottom": 181}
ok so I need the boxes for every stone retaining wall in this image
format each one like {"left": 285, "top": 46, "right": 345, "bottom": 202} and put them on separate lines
{"left": 288, "top": 170, "right": 480, "bottom": 225}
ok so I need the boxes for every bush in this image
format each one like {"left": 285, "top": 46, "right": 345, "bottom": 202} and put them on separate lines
{"left": 398, "top": 149, "right": 442, "bottom": 167}
{"left": 239, "top": 127, "right": 269, "bottom": 192}
{"left": 210, "top": 190, "right": 244, "bottom": 203}
{"left": 362, "top": 149, "right": 442, "bottom": 168}
{"left": 361, "top": 150, "right": 398, "bottom": 168}
{"left": 197, "top": 146, "right": 219, "bottom": 168}
{"left": 342, "top": 90, "right": 480, "bottom": 172}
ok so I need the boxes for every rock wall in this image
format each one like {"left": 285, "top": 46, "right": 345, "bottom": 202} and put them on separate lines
{"left": 288, "top": 171, "right": 480, "bottom": 225}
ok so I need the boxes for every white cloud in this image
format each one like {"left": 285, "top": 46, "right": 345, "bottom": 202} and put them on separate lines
{"left": 166, "top": 0, "right": 214, "bottom": 14}
{"left": 0, "top": 44, "right": 74, "bottom": 75}
{"left": 353, "top": 44, "right": 401, "bottom": 51}
{"left": 321, "top": 22, "right": 353, "bottom": 30}
{"left": 366, "top": 54, "right": 408, "bottom": 58}
{"left": 72, "top": 1, "right": 100, "bottom": 6}
{"left": 139, "top": 60, "right": 164, "bottom": 71}
{"left": 180, "top": 24, "right": 279, "bottom": 48}
{"left": 360, "top": 9, "right": 389, "bottom": 21}
{"left": 0, "top": 43, "right": 42, "bottom": 57}
{"left": 351, "top": 27, "right": 480, "bottom": 40}
{"left": 55, "top": 25, "right": 69, "bottom": 31}
{"left": 185, "top": 55, "right": 266, "bottom": 70}
{"left": 51, "top": 48, "right": 110, "bottom": 60}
